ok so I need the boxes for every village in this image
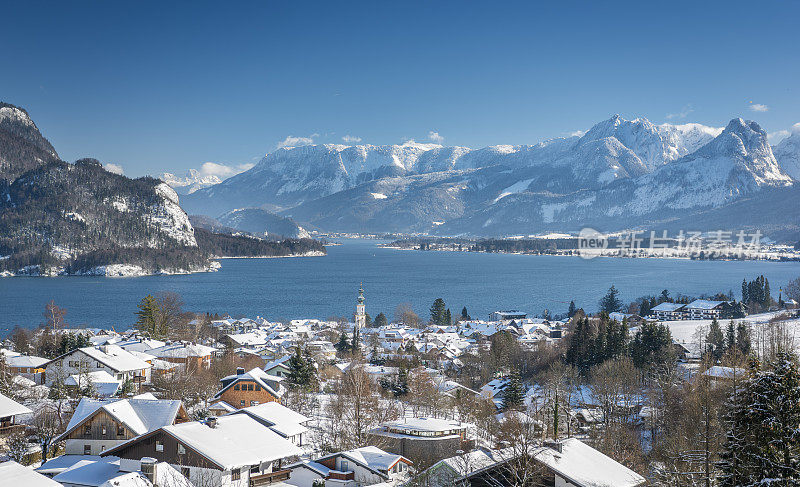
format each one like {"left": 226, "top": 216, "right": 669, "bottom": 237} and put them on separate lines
{"left": 2, "top": 280, "right": 800, "bottom": 487}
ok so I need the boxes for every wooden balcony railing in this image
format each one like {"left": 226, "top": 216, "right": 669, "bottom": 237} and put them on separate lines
{"left": 250, "top": 468, "right": 292, "bottom": 487}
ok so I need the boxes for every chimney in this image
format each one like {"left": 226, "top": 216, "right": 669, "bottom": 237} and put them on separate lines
{"left": 207, "top": 417, "right": 218, "bottom": 429}
{"left": 140, "top": 457, "right": 157, "bottom": 486}
{"left": 236, "top": 367, "right": 245, "bottom": 375}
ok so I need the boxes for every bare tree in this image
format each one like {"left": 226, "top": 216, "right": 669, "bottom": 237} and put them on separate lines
{"left": 5, "top": 431, "right": 30, "bottom": 464}
{"left": 395, "top": 303, "right": 421, "bottom": 327}
{"left": 31, "top": 407, "right": 65, "bottom": 462}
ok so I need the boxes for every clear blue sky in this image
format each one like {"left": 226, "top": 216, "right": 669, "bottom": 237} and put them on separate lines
{"left": 2, "top": 0, "right": 799, "bottom": 178}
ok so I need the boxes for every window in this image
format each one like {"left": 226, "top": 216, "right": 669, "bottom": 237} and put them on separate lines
{"left": 101, "top": 426, "right": 107, "bottom": 436}
{"left": 341, "top": 460, "right": 349, "bottom": 471}
{"left": 250, "top": 401, "right": 259, "bottom": 406}
{"left": 117, "top": 425, "right": 125, "bottom": 436}
{"left": 250, "top": 465, "right": 260, "bottom": 474}
{"left": 155, "top": 440, "right": 164, "bottom": 452}
{"left": 255, "top": 385, "right": 261, "bottom": 391}
{"left": 231, "top": 469, "right": 241, "bottom": 481}
{"left": 178, "top": 443, "right": 186, "bottom": 455}
{"left": 181, "top": 467, "right": 190, "bottom": 479}
{"left": 234, "top": 384, "right": 240, "bottom": 391}
{"left": 84, "top": 445, "right": 91, "bottom": 455}
{"left": 84, "top": 425, "right": 91, "bottom": 436}
{"left": 240, "top": 400, "right": 245, "bottom": 407}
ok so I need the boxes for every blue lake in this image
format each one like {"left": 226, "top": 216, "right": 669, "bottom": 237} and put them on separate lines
{"left": 2, "top": 238, "right": 800, "bottom": 334}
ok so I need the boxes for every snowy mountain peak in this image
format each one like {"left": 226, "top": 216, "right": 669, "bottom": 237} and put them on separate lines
{"left": 161, "top": 169, "right": 223, "bottom": 195}
{"left": 772, "top": 126, "right": 800, "bottom": 180}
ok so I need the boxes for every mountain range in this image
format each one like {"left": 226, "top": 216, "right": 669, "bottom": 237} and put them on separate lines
{"left": 180, "top": 115, "right": 800, "bottom": 241}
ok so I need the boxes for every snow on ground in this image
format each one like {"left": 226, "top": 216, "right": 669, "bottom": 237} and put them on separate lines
{"left": 370, "top": 192, "right": 388, "bottom": 199}
{"left": 493, "top": 178, "right": 534, "bottom": 203}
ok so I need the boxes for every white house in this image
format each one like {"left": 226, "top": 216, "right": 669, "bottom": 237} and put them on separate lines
{"left": 44, "top": 345, "right": 152, "bottom": 387}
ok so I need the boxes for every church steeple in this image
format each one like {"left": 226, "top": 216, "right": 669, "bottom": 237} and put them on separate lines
{"left": 355, "top": 283, "right": 366, "bottom": 332}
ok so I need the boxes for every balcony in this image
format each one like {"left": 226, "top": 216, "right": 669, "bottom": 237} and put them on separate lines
{"left": 328, "top": 470, "right": 355, "bottom": 481}
{"left": 249, "top": 469, "right": 291, "bottom": 486}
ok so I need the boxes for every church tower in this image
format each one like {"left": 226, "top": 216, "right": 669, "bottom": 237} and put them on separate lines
{"left": 355, "top": 283, "right": 366, "bottom": 332}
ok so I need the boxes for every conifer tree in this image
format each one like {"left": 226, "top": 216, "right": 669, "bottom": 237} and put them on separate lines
{"left": 135, "top": 294, "right": 160, "bottom": 337}
{"left": 736, "top": 323, "right": 751, "bottom": 356}
{"left": 725, "top": 321, "right": 737, "bottom": 353}
{"left": 706, "top": 318, "right": 725, "bottom": 361}
{"left": 374, "top": 312, "right": 388, "bottom": 328}
{"left": 567, "top": 301, "right": 576, "bottom": 318}
{"left": 460, "top": 306, "right": 471, "bottom": 321}
{"left": 287, "top": 346, "right": 317, "bottom": 391}
{"left": 444, "top": 309, "right": 452, "bottom": 326}
{"left": 599, "top": 285, "right": 623, "bottom": 313}
{"left": 430, "top": 298, "right": 447, "bottom": 326}
{"left": 501, "top": 370, "right": 525, "bottom": 411}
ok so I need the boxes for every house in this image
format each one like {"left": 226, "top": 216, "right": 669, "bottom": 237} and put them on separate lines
{"left": 423, "top": 438, "right": 645, "bottom": 487}
{"left": 649, "top": 302, "right": 686, "bottom": 321}
{"left": 102, "top": 414, "right": 302, "bottom": 487}
{"left": 210, "top": 367, "right": 285, "bottom": 410}
{"left": 55, "top": 394, "right": 188, "bottom": 455}
{"left": 489, "top": 311, "right": 527, "bottom": 321}
{"left": 228, "top": 402, "right": 310, "bottom": 445}
{"left": 1, "top": 460, "right": 62, "bottom": 487}
{"left": 51, "top": 456, "right": 193, "bottom": 487}
{"left": 684, "top": 300, "right": 728, "bottom": 320}
{"left": 0, "top": 392, "right": 32, "bottom": 434}
{"left": 43, "top": 345, "right": 152, "bottom": 387}
{"left": 263, "top": 355, "right": 292, "bottom": 378}
{"left": 369, "top": 418, "right": 474, "bottom": 467}
{"left": 703, "top": 365, "right": 746, "bottom": 383}
{"left": 5, "top": 353, "right": 49, "bottom": 383}
{"left": 146, "top": 342, "right": 216, "bottom": 370}
{"left": 287, "top": 446, "right": 412, "bottom": 487}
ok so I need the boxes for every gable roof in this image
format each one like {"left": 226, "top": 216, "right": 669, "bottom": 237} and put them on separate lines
{"left": 215, "top": 367, "right": 285, "bottom": 399}
{"left": 685, "top": 299, "right": 727, "bottom": 310}
{"left": 533, "top": 438, "right": 645, "bottom": 487}
{"left": 317, "top": 446, "right": 411, "bottom": 478}
{"left": 230, "top": 402, "right": 309, "bottom": 438}
{"left": 47, "top": 346, "right": 152, "bottom": 373}
{"left": 58, "top": 396, "right": 183, "bottom": 442}
{"left": 650, "top": 302, "right": 685, "bottom": 312}
{"left": 106, "top": 415, "right": 302, "bottom": 470}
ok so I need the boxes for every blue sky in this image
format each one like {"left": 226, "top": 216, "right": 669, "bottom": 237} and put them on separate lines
{"left": 2, "top": 0, "right": 799, "bottom": 178}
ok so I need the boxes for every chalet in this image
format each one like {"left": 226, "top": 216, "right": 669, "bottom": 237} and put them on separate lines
{"left": 229, "top": 402, "right": 310, "bottom": 445}
{"left": 43, "top": 345, "right": 152, "bottom": 387}
{"left": 55, "top": 394, "right": 188, "bottom": 455}
{"left": 649, "top": 302, "right": 686, "bottom": 321}
{"left": 5, "top": 353, "right": 49, "bottom": 383}
{"left": 287, "top": 446, "right": 412, "bottom": 487}
{"left": 0, "top": 392, "right": 32, "bottom": 435}
{"left": 369, "top": 417, "right": 474, "bottom": 467}
{"left": 102, "top": 414, "right": 302, "bottom": 487}
{"left": 210, "top": 367, "right": 285, "bottom": 410}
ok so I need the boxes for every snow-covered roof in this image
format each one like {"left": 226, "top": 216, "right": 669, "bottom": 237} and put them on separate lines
{"left": 436, "top": 448, "right": 509, "bottom": 478}
{"left": 53, "top": 458, "right": 122, "bottom": 487}
{"left": 650, "top": 302, "right": 685, "bottom": 312}
{"left": 685, "top": 299, "right": 726, "bottom": 310}
{"left": 703, "top": 366, "right": 745, "bottom": 380}
{"left": 208, "top": 400, "right": 237, "bottom": 413}
{"left": 1, "top": 461, "right": 62, "bottom": 487}
{"left": 533, "top": 438, "right": 646, "bottom": 487}
{"left": 216, "top": 367, "right": 285, "bottom": 399}
{"left": 6, "top": 354, "right": 49, "bottom": 368}
{"left": 264, "top": 355, "right": 292, "bottom": 371}
{"left": 331, "top": 446, "right": 409, "bottom": 473}
{"left": 65, "top": 371, "right": 122, "bottom": 397}
{"left": 60, "top": 396, "right": 183, "bottom": 441}
{"left": 116, "top": 338, "right": 165, "bottom": 353}
{"left": 231, "top": 402, "right": 309, "bottom": 438}
{"left": 147, "top": 342, "right": 216, "bottom": 359}
{"left": 68, "top": 345, "right": 152, "bottom": 373}
{"left": 157, "top": 415, "right": 302, "bottom": 469}
{"left": 0, "top": 392, "right": 32, "bottom": 417}
{"left": 38, "top": 455, "right": 108, "bottom": 476}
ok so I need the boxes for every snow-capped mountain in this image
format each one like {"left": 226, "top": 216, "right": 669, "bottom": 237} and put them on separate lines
{"left": 183, "top": 115, "right": 723, "bottom": 217}
{"left": 773, "top": 129, "right": 800, "bottom": 180}
{"left": 217, "top": 208, "right": 310, "bottom": 239}
{"left": 161, "top": 169, "right": 222, "bottom": 195}
{"left": 0, "top": 102, "right": 60, "bottom": 180}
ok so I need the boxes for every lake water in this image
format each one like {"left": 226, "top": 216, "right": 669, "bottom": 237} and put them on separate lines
{"left": 2, "top": 238, "right": 800, "bottom": 334}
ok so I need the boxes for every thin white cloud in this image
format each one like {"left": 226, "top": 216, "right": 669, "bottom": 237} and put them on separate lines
{"left": 342, "top": 135, "right": 362, "bottom": 143}
{"left": 277, "top": 134, "right": 318, "bottom": 149}
{"left": 749, "top": 103, "right": 769, "bottom": 112}
{"left": 768, "top": 122, "right": 800, "bottom": 144}
{"left": 104, "top": 163, "right": 124, "bottom": 175}
{"left": 197, "top": 162, "right": 254, "bottom": 179}
{"left": 428, "top": 131, "right": 444, "bottom": 144}
{"left": 666, "top": 103, "right": 694, "bottom": 120}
